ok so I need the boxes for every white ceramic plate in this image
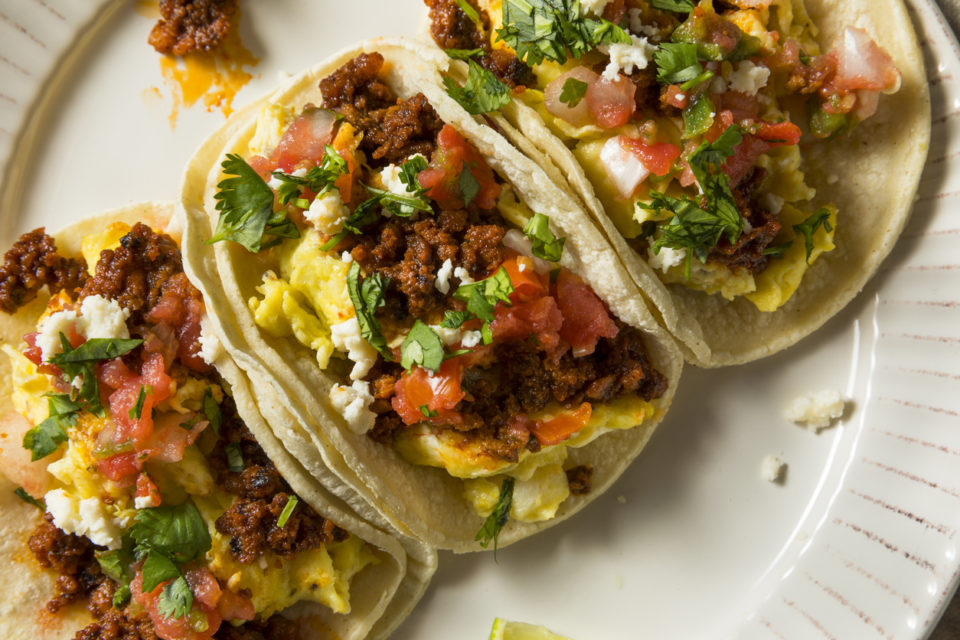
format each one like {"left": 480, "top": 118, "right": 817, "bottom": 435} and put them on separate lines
{"left": 0, "top": 1, "right": 955, "bottom": 638}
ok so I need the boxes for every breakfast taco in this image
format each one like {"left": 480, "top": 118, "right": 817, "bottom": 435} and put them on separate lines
{"left": 178, "top": 37, "right": 682, "bottom": 552}
{"left": 421, "top": 0, "right": 930, "bottom": 365}
{"left": 0, "top": 202, "right": 435, "bottom": 640}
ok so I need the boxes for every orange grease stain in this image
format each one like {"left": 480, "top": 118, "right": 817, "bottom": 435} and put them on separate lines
{"left": 153, "top": 7, "right": 259, "bottom": 128}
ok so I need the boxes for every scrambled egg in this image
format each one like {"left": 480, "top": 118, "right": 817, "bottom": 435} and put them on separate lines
{"left": 80, "top": 222, "right": 130, "bottom": 274}
{"left": 248, "top": 228, "right": 354, "bottom": 369}
{"left": 195, "top": 493, "right": 378, "bottom": 617}
{"left": 395, "top": 395, "right": 656, "bottom": 522}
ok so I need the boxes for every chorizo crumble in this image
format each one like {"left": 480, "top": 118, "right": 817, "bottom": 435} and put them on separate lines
{"left": 148, "top": 0, "right": 237, "bottom": 56}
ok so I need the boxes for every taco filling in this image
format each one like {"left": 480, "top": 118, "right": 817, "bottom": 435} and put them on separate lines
{"left": 207, "top": 51, "right": 668, "bottom": 543}
{"left": 0, "top": 223, "right": 376, "bottom": 639}
{"left": 424, "top": 0, "right": 901, "bottom": 311}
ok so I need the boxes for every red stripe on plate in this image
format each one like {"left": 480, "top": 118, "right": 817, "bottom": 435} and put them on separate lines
{"left": 833, "top": 517, "right": 938, "bottom": 574}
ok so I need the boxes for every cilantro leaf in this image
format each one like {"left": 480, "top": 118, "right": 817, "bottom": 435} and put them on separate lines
{"left": 445, "top": 47, "right": 485, "bottom": 60}
{"left": 652, "top": 0, "right": 695, "bottom": 12}
{"left": 763, "top": 242, "right": 793, "bottom": 258}
{"left": 362, "top": 185, "right": 432, "bottom": 218}
{"left": 444, "top": 59, "right": 512, "bottom": 115}
{"left": 459, "top": 166, "right": 481, "bottom": 207}
{"left": 453, "top": 267, "right": 514, "bottom": 324}
{"left": 270, "top": 145, "right": 348, "bottom": 206}
{"left": 52, "top": 337, "right": 143, "bottom": 365}
{"left": 441, "top": 309, "right": 473, "bottom": 329}
{"left": 130, "top": 503, "right": 212, "bottom": 565}
{"left": 202, "top": 388, "right": 221, "bottom": 436}
{"left": 157, "top": 576, "right": 193, "bottom": 620}
{"left": 523, "top": 213, "right": 565, "bottom": 261}
{"left": 398, "top": 155, "right": 429, "bottom": 195}
{"left": 419, "top": 405, "right": 440, "bottom": 418}
{"left": 15, "top": 487, "right": 45, "bottom": 510}
{"left": 97, "top": 548, "right": 135, "bottom": 585}
{"left": 497, "top": 0, "right": 631, "bottom": 66}
{"left": 346, "top": 262, "right": 391, "bottom": 359}
{"left": 209, "top": 154, "right": 300, "bottom": 253}
{"left": 475, "top": 477, "right": 514, "bottom": 554}
{"left": 793, "top": 207, "right": 834, "bottom": 263}
{"left": 22, "top": 394, "right": 81, "bottom": 461}
{"left": 276, "top": 495, "right": 299, "bottom": 528}
{"left": 129, "top": 385, "right": 150, "bottom": 420}
{"left": 559, "top": 77, "right": 588, "bottom": 108}
{"left": 453, "top": 0, "right": 481, "bottom": 23}
{"left": 141, "top": 551, "right": 180, "bottom": 593}
{"left": 654, "top": 42, "right": 705, "bottom": 85}
{"left": 225, "top": 442, "right": 244, "bottom": 472}
{"left": 401, "top": 321, "right": 445, "bottom": 372}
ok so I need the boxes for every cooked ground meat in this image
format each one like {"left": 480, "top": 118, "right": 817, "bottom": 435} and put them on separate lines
{"left": 214, "top": 616, "right": 301, "bottom": 640}
{"left": 708, "top": 167, "right": 782, "bottom": 274}
{"left": 74, "top": 580, "right": 157, "bottom": 640}
{"left": 566, "top": 465, "right": 593, "bottom": 496}
{"left": 79, "top": 223, "right": 186, "bottom": 324}
{"left": 148, "top": 0, "right": 236, "bottom": 56}
{"left": 425, "top": 0, "right": 535, "bottom": 88}
{"left": 28, "top": 513, "right": 104, "bottom": 613}
{"left": 210, "top": 398, "right": 348, "bottom": 564}
{"left": 320, "top": 53, "right": 445, "bottom": 165}
{"left": 0, "top": 228, "right": 88, "bottom": 314}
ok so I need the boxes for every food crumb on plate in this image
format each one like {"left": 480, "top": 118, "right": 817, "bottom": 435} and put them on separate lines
{"left": 761, "top": 455, "right": 787, "bottom": 484}
{"left": 616, "top": 495, "right": 626, "bottom": 504}
{"left": 783, "top": 389, "right": 846, "bottom": 432}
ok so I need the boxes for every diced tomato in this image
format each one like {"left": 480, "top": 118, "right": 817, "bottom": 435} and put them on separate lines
{"left": 831, "top": 27, "right": 900, "bottom": 93}
{"left": 586, "top": 76, "right": 637, "bottom": 129}
{"left": 754, "top": 121, "right": 802, "bottom": 146}
{"left": 247, "top": 155, "right": 273, "bottom": 180}
{"left": 98, "top": 452, "right": 141, "bottom": 482}
{"left": 135, "top": 472, "right": 162, "bottom": 507}
{"left": 330, "top": 123, "right": 362, "bottom": 204}
{"left": 619, "top": 138, "right": 682, "bottom": 177}
{"left": 663, "top": 85, "right": 689, "bottom": 110}
{"left": 530, "top": 402, "right": 592, "bottom": 447}
{"left": 419, "top": 125, "right": 501, "bottom": 211}
{"left": 554, "top": 270, "right": 619, "bottom": 357}
{"left": 132, "top": 570, "right": 221, "bottom": 640}
{"left": 108, "top": 352, "right": 172, "bottom": 448}
{"left": 185, "top": 566, "right": 222, "bottom": 611}
{"left": 143, "top": 412, "right": 208, "bottom": 464}
{"left": 217, "top": 588, "right": 255, "bottom": 622}
{"left": 392, "top": 359, "right": 465, "bottom": 426}
{"left": 99, "top": 358, "right": 138, "bottom": 391}
{"left": 177, "top": 297, "right": 208, "bottom": 373}
{"left": 703, "top": 109, "right": 735, "bottom": 143}
{"left": 491, "top": 296, "right": 564, "bottom": 350}
{"left": 142, "top": 324, "right": 180, "bottom": 370}
{"left": 22, "top": 332, "right": 42, "bottom": 366}
{"left": 270, "top": 107, "right": 338, "bottom": 173}
{"left": 501, "top": 255, "right": 548, "bottom": 303}
{"left": 722, "top": 121, "right": 802, "bottom": 185}
{"left": 712, "top": 91, "right": 759, "bottom": 122}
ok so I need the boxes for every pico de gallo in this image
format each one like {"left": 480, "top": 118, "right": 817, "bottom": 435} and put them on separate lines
{"left": 207, "top": 50, "right": 668, "bottom": 547}
{"left": 424, "top": 0, "right": 902, "bottom": 311}
{"left": 0, "top": 222, "right": 375, "bottom": 640}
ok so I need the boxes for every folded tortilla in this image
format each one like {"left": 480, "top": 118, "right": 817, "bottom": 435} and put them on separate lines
{"left": 450, "top": 0, "right": 930, "bottom": 366}
{"left": 0, "top": 202, "right": 435, "bottom": 640}
{"left": 179, "top": 37, "right": 683, "bottom": 552}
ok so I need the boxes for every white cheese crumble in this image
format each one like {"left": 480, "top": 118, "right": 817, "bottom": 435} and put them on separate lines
{"left": 134, "top": 495, "right": 156, "bottom": 510}
{"left": 599, "top": 35, "right": 656, "bottom": 81}
{"left": 709, "top": 75, "right": 729, "bottom": 94}
{"left": 267, "top": 166, "right": 306, "bottom": 192}
{"left": 45, "top": 489, "right": 125, "bottom": 549}
{"left": 627, "top": 9, "right": 661, "bottom": 39}
{"left": 431, "top": 324, "right": 462, "bottom": 347}
{"left": 728, "top": 61, "right": 771, "bottom": 96}
{"left": 460, "top": 330, "right": 483, "bottom": 348}
{"left": 78, "top": 295, "right": 131, "bottom": 341}
{"left": 784, "top": 389, "right": 846, "bottom": 432}
{"left": 198, "top": 315, "right": 223, "bottom": 365}
{"left": 304, "top": 190, "right": 349, "bottom": 235}
{"left": 330, "top": 317, "right": 378, "bottom": 381}
{"left": 761, "top": 455, "right": 787, "bottom": 483}
{"left": 759, "top": 192, "right": 785, "bottom": 215}
{"left": 328, "top": 380, "right": 376, "bottom": 435}
{"left": 37, "top": 310, "right": 79, "bottom": 361}
{"left": 435, "top": 258, "right": 455, "bottom": 295}
{"left": 647, "top": 246, "right": 687, "bottom": 274}
{"left": 341, "top": 251, "right": 353, "bottom": 264}
{"left": 454, "top": 266, "right": 474, "bottom": 286}
{"left": 581, "top": 0, "right": 614, "bottom": 16}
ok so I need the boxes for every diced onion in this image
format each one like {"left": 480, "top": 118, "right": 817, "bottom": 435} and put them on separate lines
{"left": 600, "top": 136, "right": 650, "bottom": 199}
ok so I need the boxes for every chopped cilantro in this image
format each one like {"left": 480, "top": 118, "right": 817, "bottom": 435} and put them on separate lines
{"left": 419, "top": 405, "right": 440, "bottom": 418}
{"left": 459, "top": 166, "right": 481, "bottom": 207}
{"left": 276, "top": 495, "right": 299, "bottom": 528}
{"left": 22, "top": 393, "right": 80, "bottom": 461}
{"left": 346, "top": 262, "right": 391, "bottom": 359}
{"left": 651, "top": 0, "right": 695, "bottom": 12}
{"left": 129, "top": 385, "right": 151, "bottom": 421}
{"left": 130, "top": 502, "right": 212, "bottom": 565}
{"left": 453, "top": 0, "right": 481, "bottom": 23}
{"left": 209, "top": 154, "right": 300, "bottom": 253}
{"left": 141, "top": 550, "right": 180, "bottom": 593}
{"left": 14, "top": 487, "right": 45, "bottom": 510}
{"left": 444, "top": 59, "right": 512, "bottom": 115}
{"left": 113, "top": 585, "right": 132, "bottom": 609}
{"left": 398, "top": 155, "right": 429, "bottom": 195}
{"left": 453, "top": 267, "right": 514, "bottom": 324}
{"left": 401, "top": 321, "right": 445, "bottom": 372}
{"left": 445, "top": 47, "right": 485, "bottom": 60}
{"left": 763, "top": 242, "right": 793, "bottom": 258}
{"left": 497, "top": 0, "right": 631, "bottom": 66}
{"left": 270, "top": 145, "right": 348, "bottom": 205}
{"left": 475, "top": 477, "right": 514, "bottom": 555}
{"left": 157, "top": 576, "right": 193, "bottom": 620}
{"left": 362, "top": 185, "right": 432, "bottom": 218}
{"left": 523, "top": 213, "right": 565, "bottom": 261}
{"left": 793, "top": 207, "right": 834, "bottom": 263}
{"left": 559, "top": 77, "right": 588, "bottom": 108}
{"left": 440, "top": 309, "right": 472, "bottom": 329}
{"left": 202, "top": 388, "right": 221, "bottom": 436}
{"left": 654, "top": 42, "right": 705, "bottom": 85}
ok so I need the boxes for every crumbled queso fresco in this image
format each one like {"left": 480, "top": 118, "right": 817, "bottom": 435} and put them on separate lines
{"left": 761, "top": 455, "right": 786, "bottom": 483}
{"left": 784, "top": 389, "right": 846, "bottom": 432}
